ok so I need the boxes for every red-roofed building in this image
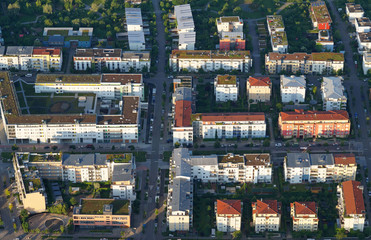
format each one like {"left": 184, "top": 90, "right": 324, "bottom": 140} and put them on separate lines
{"left": 216, "top": 199, "right": 242, "bottom": 232}
{"left": 337, "top": 180, "right": 366, "bottom": 231}
{"left": 192, "top": 112, "right": 266, "bottom": 139}
{"left": 333, "top": 154, "right": 357, "bottom": 182}
{"left": 290, "top": 202, "right": 319, "bottom": 231}
{"left": 32, "top": 47, "right": 62, "bottom": 71}
{"left": 246, "top": 76, "right": 272, "bottom": 102}
{"left": 278, "top": 110, "right": 350, "bottom": 138}
{"left": 173, "top": 100, "right": 193, "bottom": 146}
{"left": 310, "top": 1, "right": 332, "bottom": 30}
{"left": 252, "top": 199, "right": 281, "bottom": 232}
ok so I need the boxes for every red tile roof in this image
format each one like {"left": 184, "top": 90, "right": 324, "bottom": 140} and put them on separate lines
{"left": 217, "top": 199, "right": 242, "bottom": 215}
{"left": 280, "top": 110, "right": 349, "bottom": 122}
{"left": 254, "top": 200, "right": 279, "bottom": 215}
{"left": 32, "top": 47, "right": 61, "bottom": 56}
{"left": 201, "top": 112, "right": 265, "bottom": 122}
{"left": 291, "top": 202, "right": 317, "bottom": 216}
{"left": 248, "top": 76, "right": 271, "bottom": 87}
{"left": 174, "top": 100, "right": 192, "bottom": 127}
{"left": 334, "top": 153, "right": 356, "bottom": 165}
{"left": 342, "top": 180, "right": 365, "bottom": 215}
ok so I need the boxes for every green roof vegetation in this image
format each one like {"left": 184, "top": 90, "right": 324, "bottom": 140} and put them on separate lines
{"left": 47, "top": 30, "right": 69, "bottom": 36}
{"left": 172, "top": 50, "right": 250, "bottom": 59}
{"left": 0, "top": 72, "right": 20, "bottom": 116}
{"left": 80, "top": 199, "right": 130, "bottom": 215}
{"left": 29, "top": 153, "right": 61, "bottom": 162}
{"left": 190, "top": 113, "right": 202, "bottom": 123}
{"left": 24, "top": 178, "right": 42, "bottom": 193}
{"left": 217, "top": 75, "right": 237, "bottom": 85}
{"left": 64, "top": 35, "right": 91, "bottom": 41}
{"left": 36, "top": 74, "right": 101, "bottom": 84}
{"left": 218, "top": 154, "right": 244, "bottom": 163}
{"left": 220, "top": 16, "right": 240, "bottom": 22}
{"left": 272, "top": 31, "right": 288, "bottom": 45}
{"left": 312, "top": 53, "right": 344, "bottom": 61}
{"left": 107, "top": 154, "right": 133, "bottom": 163}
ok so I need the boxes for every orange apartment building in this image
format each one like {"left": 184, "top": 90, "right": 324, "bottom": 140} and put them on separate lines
{"left": 73, "top": 199, "right": 131, "bottom": 228}
{"left": 278, "top": 109, "right": 350, "bottom": 139}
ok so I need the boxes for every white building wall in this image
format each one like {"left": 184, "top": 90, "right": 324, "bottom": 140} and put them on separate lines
{"left": 281, "top": 86, "right": 306, "bottom": 103}
{"left": 201, "top": 122, "right": 266, "bottom": 139}
{"left": 255, "top": 216, "right": 280, "bottom": 232}
{"left": 172, "top": 127, "right": 193, "bottom": 146}
{"left": 216, "top": 215, "right": 241, "bottom": 232}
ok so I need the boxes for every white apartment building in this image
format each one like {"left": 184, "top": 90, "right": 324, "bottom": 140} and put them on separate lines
{"left": 190, "top": 155, "right": 218, "bottom": 182}
{"left": 169, "top": 50, "right": 252, "bottom": 73}
{"left": 355, "top": 17, "right": 371, "bottom": 33}
{"left": 111, "top": 160, "right": 136, "bottom": 201}
{"left": 216, "top": 199, "right": 242, "bottom": 232}
{"left": 252, "top": 200, "right": 281, "bottom": 233}
{"left": 337, "top": 181, "right": 366, "bottom": 232}
{"left": 125, "top": 8, "right": 143, "bottom": 32}
{"left": 346, "top": 3, "right": 364, "bottom": 25}
{"left": 74, "top": 49, "right": 150, "bottom": 72}
{"left": 0, "top": 72, "right": 141, "bottom": 144}
{"left": 362, "top": 52, "right": 371, "bottom": 75}
{"left": 216, "top": 16, "right": 243, "bottom": 34}
{"left": 284, "top": 153, "right": 357, "bottom": 184}
{"left": 357, "top": 32, "right": 371, "bottom": 53}
{"left": 214, "top": 75, "right": 239, "bottom": 102}
{"left": 35, "top": 74, "right": 144, "bottom": 101}
{"left": 192, "top": 112, "right": 266, "bottom": 139}
{"left": 321, "top": 77, "right": 347, "bottom": 111}
{"left": 267, "top": 15, "right": 285, "bottom": 34}
{"left": 271, "top": 31, "right": 288, "bottom": 53}
{"left": 174, "top": 4, "right": 196, "bottom": 50}
{"left": 128, "top": 31, "right": 145, "bottom": 51}
{"left": 218, "top": 154, "right": 272, "bottom": 183}
{"left": 0, "top": 46, "right": 61, "bottom": 71}
{"left": 280, "top": 75, "right": 306, "bottom": 103}
{"left": 284, "top": 153, "right": 311, "bottom": 184}
{"left": 290, "top": 202, "right": 319, "bottom": 231}
{"left": 173, "top": 99, "right": 193, "bottom": 146}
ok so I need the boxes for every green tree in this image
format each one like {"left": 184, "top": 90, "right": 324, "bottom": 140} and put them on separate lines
{"left": 70, "top": 197, "right": 78, "bottom": 206}
{"left": 22, "top": 222, "right": 29, "bottom": 233}
{"left": 60, "top": 225, "right": 65, "bottom": 233}
{"left": 232, "top": 230, "right": 242, "bottom": 240}
{"left": 13, "top": 223, "right": 17, "bottom": 231}
{"left": 216, "top": 231, "right": 224, "bottom": 239}
{"left": 43, "top": 4, "right": 53, "bottom": 14}
{"left": 263, "top": 139, "right": 270, "bottom": 147}
{"left": 214, "top": 141, "right": 221, "bottom": 148}
{"left": 4, "top": 189, "right": 10, "bottom": 198}
{"left": 8, "top": 203, "right": 13, "bottom": 212}
{"left": 312, "top": 86, "right": 317, "bottom": 95}
{"left": 335, "top": 228, "right": 347, "bottom": 240}
{"left": 44, "top": 19, "right": 53, "bottom": 26}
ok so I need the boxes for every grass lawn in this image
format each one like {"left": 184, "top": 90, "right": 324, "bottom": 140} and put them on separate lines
{"left": 27, "top": 96, "right": 84, "bottom": 114}
{"left": 16, "top": 93, "right": 26, "bottom": 108}
{"left": 22, "top": 82, "right": 49, "bottom": 96}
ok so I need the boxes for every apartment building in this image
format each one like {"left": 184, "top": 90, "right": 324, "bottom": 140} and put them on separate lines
{"left": 174, "top": 4, "right": 196, "bottom": 50}
{"left": 355, "top": 17, "right": 371, "bottom": 33}
{"left": 173, "top": 76, "right": 192, "bottom": 90}
{"left": 173, "top": 99, "right": 193, "bottom": 146}
{"left": 290, "top": 202, "right": 319, "bottom": 231}
{"left": 310, "top": 1, "right": 332, "bottom": 30}
{"left": 362, "top": 52, "right": 371, "bottom": 75}
{"left": 267, "top": 15, "right": 285, "bottom": 34}
{"left": 218, "top": 154, "right": 272, "bottom": 183}
{"left": 190, "top": 155, "right": 218, "bottom": 182}
{"left": 167, "top": 148, "right": 193, "bottom": 232}
{"left": 31, "top": 47, "right": 62, "bottom": 71}
{"left": 74, "top": 49, "right": 150, "bottom": 72}
{"left": 214, "top": 75, "right": 239, "bottom": 102}
{"left": 216, "top": 16, "right": 244, "bottom": 51}
{"left": 127, "top": 31, "right": 145, "bottom": 51}
{"left": 13, "top": 153, "right": 47, "bottom": 213}
{"left": 252, "top": 200, "right": 281, "bottom": 233}
{"left": 280, "top": 75, "right": 306, "bottom": 103}
{"left": 316, "top": 30, "right": 334, "bottom": 52}
{"left": 35, "top": 73, "right": 144, "bottom": 101}
{"left": 27, "top": 153, "right": 63, "bottom": 180}
{"left": 169, "top": 50, "right": 252, "bottom": 72}
{"left": 278, "top": 109, "right": 350, "bottom": 139}
{"left": 73, "top": 198, "right": 130, "bottom": 227}
{"left": 43, "top": 27, "right": 93, "bottom": 48}
{"left": 346, "top": 3, "right": 364, "bottom": 25}
{"left": 2, "top": 46, "right": 32, "bottom": 70}
{"left": 333, "top": 154, "right": 357, "bottom": 182}
{"left": 125, "top": 8, "right": 145, "bottom": 51}
{"left": 337, "top": 181, "right": 366, "bottom": 231}
{"left": 356, "top": 32, "right": 371, "bottom": 53}
{"left": 321, "top": 77, "right": 347, "bottom": 111}
{"left": 192, "top": 112, "right": 266, "bottom": 139}
{"left": 265, "top": 52, "right": 344, "bottom": 74}
{"left": 111, "top": 155, "right": 136, "bottom": 201}
{"left": 246, "top": 76, "right": 271, "bottom": 103}
{"left": 216, "top": 199, "right": 242, "bottom": 232}
{"left": 266, "top": 15, "right": 288, "bottom": 53}
{"left": 284, "top": 153, "right": 356, "bottom": 184}
{"left": 0, "top": 72, "right": 141, "bottom": 144}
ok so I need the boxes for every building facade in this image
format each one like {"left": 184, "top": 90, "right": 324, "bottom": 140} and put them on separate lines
{"left": 246, "top": 76, "right": 271, "bottom": 102}
{"left": 279, "top": 109, "right": 350, "bottom": 139}
{"left": 355, "top": 17, "right": 371, "bottom": 33}
{"left": 170, "top": 50, "right": 252, "bottom": 72}
{"left": 214, "top": 75, "right": 239, "bottom": 102}
{"left": 310, "top": 1, "right": 332, "bottom": 30}
{"left": 290, "top": 202, "right": 319, "bottom": 231}
{"left": 337, "top": 181, "right": 365, "bottom": 231}
{"left": 174, "top": 4, "right": 196, "bottom": 50}
{"left": 192, "top": 112, "right": 266, "bottom": 139}
{"left": 216, "top": 199, "right": 242, "bottom": 232}
{"left": 321, "top": 77, "right": 347, "bottom": 111}
{"left": 252, "top": 200, "right": 281, "bottom": 233}
{"left": 362, "top": 52, "right": 371, "bottom": 75}
{"left": 346, "top": 3, "right": 364, "bottom": 25}
{"left": 173, "top": 99, "right": 193, "bottom": 146}
{"left": 280, "top": 75, "right": 306, "bottom": 103}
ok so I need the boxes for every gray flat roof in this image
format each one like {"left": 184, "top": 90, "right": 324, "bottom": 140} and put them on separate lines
{"left": 122, "top": 51, "right": 150, "bottom": 60}
{"left": 6, "top": 46, "right": 33, "bottom": 56}
{"left": 173, "top": 87, "right": 192, "bottom": 102}
{"left": 281, "top": 75, "right": 306, "bottom": 88}
{"left": 112, "top": 163, "right": 133, "bottom": 182}
{"left": 321, "top": 77, "right": 346, "bottom": 100}
{"left": 174, "top": 4, "right": 195, "bottom": 30}
{"left": 286, "top": 153, "right": 311, "bottom": 168}
{"left": 191, "top": 155, "right": 218, "bottom": 166}
{"left": 310, "top": 154, "right": 334, "bottom": 165}
{"left": 168, "top": 177, "right": 192, "bottom": 212}
{"left": 0, "top": 46, "right": 5, "bottom": 55}
{"left": 125, "top": 8, "right": 143, "bottom": 26}
{"left": 62, "top": 153, "right": 107, "bottom": 166}
{"left": 128, "top": 31, "right": 145, "bottom": 44}
{"left": 179, "top": 32, "right": 196, "bottom": 44}
{"left": 172, "top": 148, "right": 192, "bottom": 177}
